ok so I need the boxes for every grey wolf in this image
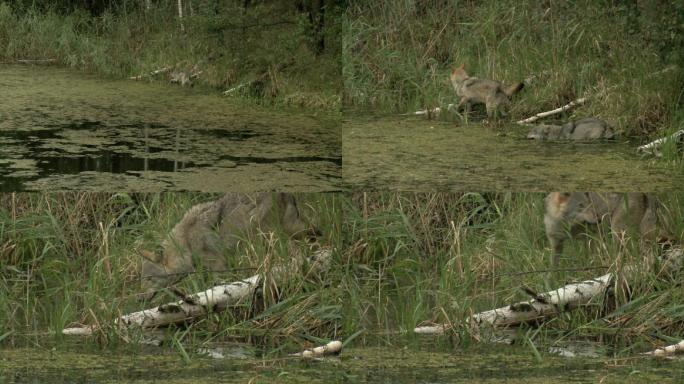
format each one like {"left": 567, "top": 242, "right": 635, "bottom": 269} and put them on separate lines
{"left": 527, "top": 118, "right": 616, "bottom": 140}
{"left": 449, "top": 64, "right": 524, "bottom": 118}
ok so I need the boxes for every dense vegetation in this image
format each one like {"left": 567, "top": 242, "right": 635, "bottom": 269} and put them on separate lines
{"left": 0, "top": 0, "right": 344, "bottom": 110}
{"left": 344, "top": 192, "right": 684, "bottom": 350}
{"left": 344, "top": 1, "right": 684, "bottom": 139}
{"left": 0, "top": 193, "right": 342, "bottom": 350}
{"left": 1, "top": 192, "right": 683, "bottom": 358}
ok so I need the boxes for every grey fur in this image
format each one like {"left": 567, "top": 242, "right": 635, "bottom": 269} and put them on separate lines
{"left": 527, "top": 117, "right": 616, "bottom": 140}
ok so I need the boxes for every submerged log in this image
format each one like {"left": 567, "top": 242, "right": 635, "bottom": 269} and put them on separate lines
{"left": 63, "top": 247, "right": 332, "bottom": 335}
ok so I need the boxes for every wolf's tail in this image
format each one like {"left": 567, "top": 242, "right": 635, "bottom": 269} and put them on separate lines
{"left": 503, "top": 82, "right": 524, "bottom": 97}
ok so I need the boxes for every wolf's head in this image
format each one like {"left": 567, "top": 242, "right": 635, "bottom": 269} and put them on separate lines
{"left": 450, "top": 64, "right": 469, "bottom": 85}
{"left": 273, "top": 193, "right": 321, "bottom": 242}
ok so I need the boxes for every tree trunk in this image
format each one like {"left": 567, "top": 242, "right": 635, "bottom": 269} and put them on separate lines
{"left": 177, "top": 0, "right": 185, "bottom": 32}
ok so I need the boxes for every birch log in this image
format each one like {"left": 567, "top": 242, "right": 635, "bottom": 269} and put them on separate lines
{"left": 636, "top": 129, "right": 684, "bottom": 156}
{"left": 645, "top": 340, "right": 684, "bottom": 357}
{"left": 290, "top": 340, "right": 343, "bottom": 358}
{"left": 129, "top": 67, "right": 171, "bottom": 80}
{"left": 416, "top": 247, "right": 683, "bottom": 335}
{"left": 516, "top": 97, "right": 589, "bottom": 125}
{"left": 406, "top": 104, "right": 456, "bottom": 117}
{"left": 414, "top": 273, "right": 612, "bottom": 334}
{"left": 63, "top": 247, "right": 332, "bottom": 335}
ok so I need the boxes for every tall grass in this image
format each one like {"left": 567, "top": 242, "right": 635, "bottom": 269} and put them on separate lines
{"left": 0, "top": 193, "right": 342, "bottom": 351}
{"left": 1, "top": 192, "right": 682, "bottom": 356}
{"left": 0, "top": 2, "right": 343, "bottom": 110}
{"left": 343, "top": 1, "right": 684, "bottom": 138}
{"left": 341, "top": 192, "right": 684, "bottom": 351}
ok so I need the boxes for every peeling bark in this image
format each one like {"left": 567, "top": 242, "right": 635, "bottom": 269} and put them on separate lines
{"left": 290, "top": 340, "right": 343, "bottom": 358}
{"left": 637, "top": 129, "right": 684, "bottom": 157}
{"left": 63, "top": 247, "right": 332, "bottom": 335}
{"left": 645, "top": 340, "right": 684, "bottom": 357}
{"left": 414, "top": 273, "right": 613, "bottom": 334}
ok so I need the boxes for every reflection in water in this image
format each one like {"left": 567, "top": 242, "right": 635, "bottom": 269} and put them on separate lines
{"left": 0, "top": 120, "right": 341, "bottom": 191}
{"left": 1, "top": 344, "right": 683, "bottom": 384}
{"left": 0, "top": 65, "right": 341, "bottom": 191}
{"left": 343, "top": 115, "right": 684, "bottom": 191}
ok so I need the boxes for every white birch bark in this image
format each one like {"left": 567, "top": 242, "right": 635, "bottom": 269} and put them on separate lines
{"left": 414, "top": 273, "right": 613, "bottom": 334}
{"left": 636, "top": 129, "right": 684, "bottom": 155}
{"left": 290, "top": 340, "right": 343, "bottom": 358}
{"left": 177, "top": 0, "right": 185, "bottom": 32}
{"left": 129, "top": 67, "right": 170, "bottom": 80}
{"left": 645, "top": 340, "right": 684, "bottom": 357}
{"left": 63, "top": 248, "right": 332, "bottom": 335}
{"left": 516, "top": 97, "right": 589, "bottom": 125}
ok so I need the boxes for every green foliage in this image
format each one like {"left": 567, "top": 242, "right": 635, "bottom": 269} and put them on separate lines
{"left": 0, "top": 1, "right": 342, "bottom": 110}
{"left": 342, "top": 192, "right": 684, "bottom": 349}
{"left": 1, "top": 192, "right": 683, "bottom": 354}
{"left": 0, "top": 193, "right": 342, "bottom": 349}
{"left": 344, "top": 0, "right": 684, "bottom": 139}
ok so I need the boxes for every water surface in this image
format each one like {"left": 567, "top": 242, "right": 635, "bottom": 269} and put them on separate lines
{"left": 343, "top": 115, "right": 683, "bottom": 191}
{"left": 1, "top": 342, "right": 682, "bottom": 383}
{"left": 0, "top": 65, "right": 341, "bottom": 191}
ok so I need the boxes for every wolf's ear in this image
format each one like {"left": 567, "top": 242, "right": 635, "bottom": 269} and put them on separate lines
{"left": 140, "top": 249, "right": 162, "bottom": 263}
{"left": 550, "top": 192, "right": 570, "bottom": 206}
{"left": 459, "top": 63, "right": 465, "bottom": 70}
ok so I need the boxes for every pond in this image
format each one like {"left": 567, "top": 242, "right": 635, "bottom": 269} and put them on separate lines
{"left": 1, "top": 340, "right": 682, "bottom": 383}
{"left": 343, "top": 114, "right": 684, "bottom": 191}
{"left": 0, "top": 65, "right": 341, "bottom": 191}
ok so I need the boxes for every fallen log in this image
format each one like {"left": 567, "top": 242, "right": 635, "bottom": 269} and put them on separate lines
{"left": 223, "top": 81, "right": 251, "bottom": 95}
{"left": 129, "top": 67, "right": 171, "bottom": 81}
{"left": 516, "top": 97, "right": 590, "bottom": 125}
{"left": 404, "top": 104, "right": 456, "bottom": 117}
{"left": 63, "top": 247, "right": 332, "bottom": 335}
{"left": 414, "top": 273, "right": 612, "bottom": 334}
{"left": 636, "top": 129, "right": 684, "bottom": 156}
{"left": 517, "top": 67, "right": 677, "bottom": 125}
{"left": 645, "top": 340, "right": 684, "bottom": 357}
{"left": 290, "top": 340, "right": 343, "bottom": 358}
{"left": 415, "top": 247, "right": 683, "bottom": 335}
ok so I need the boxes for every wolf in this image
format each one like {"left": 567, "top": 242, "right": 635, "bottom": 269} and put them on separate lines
{"left": 527, "top": 118, "right": 616, "bottom": 141}
{"left": 140, "top": 193, "right": 320, "bottom": 297}
{"left": 544, "top": 192, "right": 671, "bottom": 264}
{"left": 449, "top": 64, "right": 524, "bottom": 118}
